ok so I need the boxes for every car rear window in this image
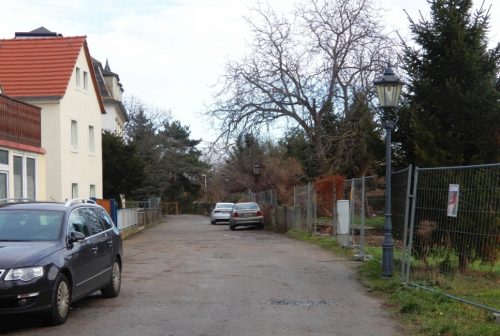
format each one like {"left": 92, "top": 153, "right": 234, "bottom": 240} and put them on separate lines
{"left": 0, "top": 210, "right": 64, "bottom": 241}
{"left": 216, "top": 203, "right": 234, "bottom": 209}
{"left": 235, "top": 203, "right": 259, "bottom": 210}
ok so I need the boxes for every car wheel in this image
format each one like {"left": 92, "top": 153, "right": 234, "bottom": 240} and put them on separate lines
{"left": 46, "top": 273, "right": 71, "bottom": 325}
{"left": 229, "top": 225, "right": 236, "bottom": 231}
{"left": 210, "top": 219, "right": 216, "bottom": 225}
{"left": 101, "top": 259, "right": 121, "bottom": 298}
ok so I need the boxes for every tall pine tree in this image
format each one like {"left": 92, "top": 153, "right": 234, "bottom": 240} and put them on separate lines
{"left": 400, "top": 0, "right": 500, "bottom": 166}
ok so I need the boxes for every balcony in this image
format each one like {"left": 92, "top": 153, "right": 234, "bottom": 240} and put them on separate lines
{"left": 0, "top": 95, "right": 41, "bottom": 148}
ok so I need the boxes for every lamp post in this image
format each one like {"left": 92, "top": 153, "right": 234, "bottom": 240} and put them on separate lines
{"left": 373, "top": 64, "right": 403, "bottom": 277}
{"left": 201, "top": 174, "right": 207, "bottom": 201}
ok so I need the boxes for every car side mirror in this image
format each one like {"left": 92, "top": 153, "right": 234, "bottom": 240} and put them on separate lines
{"left": 68, "top": 231, "right": 86, "bottom": 244}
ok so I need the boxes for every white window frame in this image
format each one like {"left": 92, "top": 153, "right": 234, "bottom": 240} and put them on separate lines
{"left": 72, "top": 183, "right": 79, "bottom": 198}
{"left": 88, "top": 125, "right": 95, "bottom": 154}
{"left": 90, "top": 184, "right": 96, "bottom": 198}
{"left": 71, "top": 120, "right": 78, "bottom": 151}
{"left": 83, "top": 71, "right": 88, "bottom": 90}
{"left": 26, "top": 157, "right": 36, "bottom": 199}
{"left": 0, "top": 149, "right": 8, "bottom": 165}
{"left": 0, "top": 171, "right": 8, "bottom": 199}
{"left": 13, "top": 155, "right": 23, "bottom": 199}
{"left": 76, "top": 67, "right": 81, "bottom": 87}
{"left": 6, "top": 153, "right": 37, "bottom": 200}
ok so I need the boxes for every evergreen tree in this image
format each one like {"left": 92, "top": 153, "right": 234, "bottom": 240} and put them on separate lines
{"left": 400, "top": 0, "right": 500, "bottom": 166}
{"left": 124, "top": 99, "right": 208, "bottom": 209}
{"left": 102, "top": 131, "right": 145, "bottom": 205}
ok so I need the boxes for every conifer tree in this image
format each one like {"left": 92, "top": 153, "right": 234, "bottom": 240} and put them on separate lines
{"left": 400, "top": 0, "right": 500, "bottom": 165}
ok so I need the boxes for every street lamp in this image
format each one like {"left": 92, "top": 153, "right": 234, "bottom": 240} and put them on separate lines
{"left": 373, "top": 63, "right": 403, "bottom": 277}
{"left": 252, "top": 163, "right": 263, "bottom": 175}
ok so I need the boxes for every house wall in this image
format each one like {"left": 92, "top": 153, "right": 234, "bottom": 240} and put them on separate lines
{"left": 104, "top": 76, "right": 122, "bottom": 101}
{"left": 24, "top": 48, "right": 103, "bottom": 201}
{"left": 102, "top": 103, "right": 125, "bottom": 135}
{"left": 59, "top": 49, "right": 103, "bottom": 200}
{"left": 20, "top": 99, "right": 62, "bottom": 201}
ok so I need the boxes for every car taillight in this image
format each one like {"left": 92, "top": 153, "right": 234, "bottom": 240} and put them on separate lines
{"left": 233, "top": 212, "right": 239, "bottom": 218}
{"left": 256, "top": 211, "right": 262, "bottom": 216}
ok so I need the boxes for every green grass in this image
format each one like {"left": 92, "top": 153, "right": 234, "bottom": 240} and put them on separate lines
{"left": 286, "top": 229, "right": 351, "bottom": 257}
{"left": 286, "top": 229, "right": 500, "bottom": 336}
{"left": 317, "top": 215, "right": 385, "bottom": 229}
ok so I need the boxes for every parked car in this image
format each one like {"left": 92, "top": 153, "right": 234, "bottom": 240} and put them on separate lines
{"left": 229, "top": 202, "right": 264, "bottom": 230}
{"left": 0, "top": 198, "right": 123, "bottom": 325}
{"left": 210, "top": 202, "right": 235, "bottom": 224}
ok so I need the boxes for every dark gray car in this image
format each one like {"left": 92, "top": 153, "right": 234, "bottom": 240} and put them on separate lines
{"left": 0, "top": 199, "right": 123, "bottom": 325}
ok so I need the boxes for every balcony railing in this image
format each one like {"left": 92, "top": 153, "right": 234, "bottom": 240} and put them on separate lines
{"left": 0, "top": 95, "right": 41, "bottom": 148}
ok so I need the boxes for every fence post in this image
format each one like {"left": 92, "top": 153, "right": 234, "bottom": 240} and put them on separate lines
{"left": 404, "top": 167, "right": 419, "bottom": 282}
{"left": 359, "top": 176, "right": 366, "bottom": 258}
{"left": 401, "top": 164, "right": 413, "bottom": 279}
{"left": 350, "top": 179, "right": 355, "bottom": 246}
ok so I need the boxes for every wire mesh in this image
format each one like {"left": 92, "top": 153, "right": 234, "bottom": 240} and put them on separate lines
{"left": 293, "top": 183, "right": 316, "bottom": 233}
{"left": 407, "top": 163, "right": 500, "bottom": 312}
{"left": 342, "top": 176, "right": 383, "bottom": 253}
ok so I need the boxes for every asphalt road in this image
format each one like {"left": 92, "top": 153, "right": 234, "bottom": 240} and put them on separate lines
{"left": 0, "top": 215, "right": 404, "bottom": 336}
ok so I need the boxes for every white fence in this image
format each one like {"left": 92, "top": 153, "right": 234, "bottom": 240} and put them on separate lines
{"left": 117, "top": 208, "right": 139, "bottom": 231}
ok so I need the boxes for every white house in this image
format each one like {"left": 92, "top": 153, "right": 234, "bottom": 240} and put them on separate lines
{"left": 93, "top": 59, "right": 129, "bottom": 136}
{"left": 0, "top": 28, "right": 105, "bottom": 201}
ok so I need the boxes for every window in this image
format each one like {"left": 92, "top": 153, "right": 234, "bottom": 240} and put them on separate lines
{"left": 72, "top": 183, "right": 78, "bottom": 198}
{"left": 76, "top": 67, "right": 81, "bottom": 87}
{"left": 83, "top": 208, "right": 104, "bottom": 236}
{"left": 88, "top": 125, "right": 95, "bottom": 153}
{"left": 13, "top": 156, "right": 23, "bottom": 198}
{"left": 90, "top": 184, "right": 96, "bottom": 198}
{"left": 71, "top": 120, "right": 78, "bottom": 150}
{"left": 0, "top": 172, "right": 7, "bottom": 199}
{"left": 83, "top": 71, "right": 88, "bottom": 90}
{"left": 68, "top": 209, "right": 89, "bottom": 236}
{"left": 26, "top": 158, "right": 36, "bottom": 199}
{"left": 98, "top": 208, "right": 114, "bottom": 230}
{"left": 0, "top": 150, "right": 8, "bottom": 165}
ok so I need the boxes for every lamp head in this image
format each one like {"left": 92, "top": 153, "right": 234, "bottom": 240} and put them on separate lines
{"left": 374, "top": 64, "right": 403, "bottom": 108}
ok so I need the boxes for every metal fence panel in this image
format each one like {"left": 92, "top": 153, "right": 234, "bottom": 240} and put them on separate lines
{"left": 342, "top": 176, "right": 384, "bottom": 253}
{"left": 294, "top": 183, "right": 316, "bottom": 233}
{"left": 392, "top": 165, "right": 412, "bottom": 278}
{"left": 117, "top": 208, "right": 139, "bottom": 231}
{"left": 407, "top": 163, "right": 500, "bottom": 313}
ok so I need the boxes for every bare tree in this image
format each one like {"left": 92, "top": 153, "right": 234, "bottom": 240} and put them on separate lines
{"left": 207, "top": 0, "right": 395, "bottom": 174}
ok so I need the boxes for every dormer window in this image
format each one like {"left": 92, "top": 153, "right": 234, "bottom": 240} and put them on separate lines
{"left": 76, "top": 67, "right": 81, "bottom": 87}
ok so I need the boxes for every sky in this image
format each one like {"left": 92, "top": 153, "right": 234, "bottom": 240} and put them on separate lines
{"left": 0, "top": 0, "right": 498, "bottom": 147}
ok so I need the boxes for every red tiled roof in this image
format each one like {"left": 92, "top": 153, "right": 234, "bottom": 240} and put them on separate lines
{"left": 0, "top": 36, "right": 104, "bottom": 113}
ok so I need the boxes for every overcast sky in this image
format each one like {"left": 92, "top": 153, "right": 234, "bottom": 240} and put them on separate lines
{"left": 0, "top": 0, "right": 498, "bottom": 145}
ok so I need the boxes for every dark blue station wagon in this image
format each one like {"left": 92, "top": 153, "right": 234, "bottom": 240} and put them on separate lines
{"left": 0, "top": 199, "right": 123, "bottom": 325}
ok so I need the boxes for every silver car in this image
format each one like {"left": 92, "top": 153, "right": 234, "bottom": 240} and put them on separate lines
{"left": 210, "top": 202, "right": 235, "bottom": 224}
{"left": 229, "top": 202, "right": 264, "bottom": 230}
